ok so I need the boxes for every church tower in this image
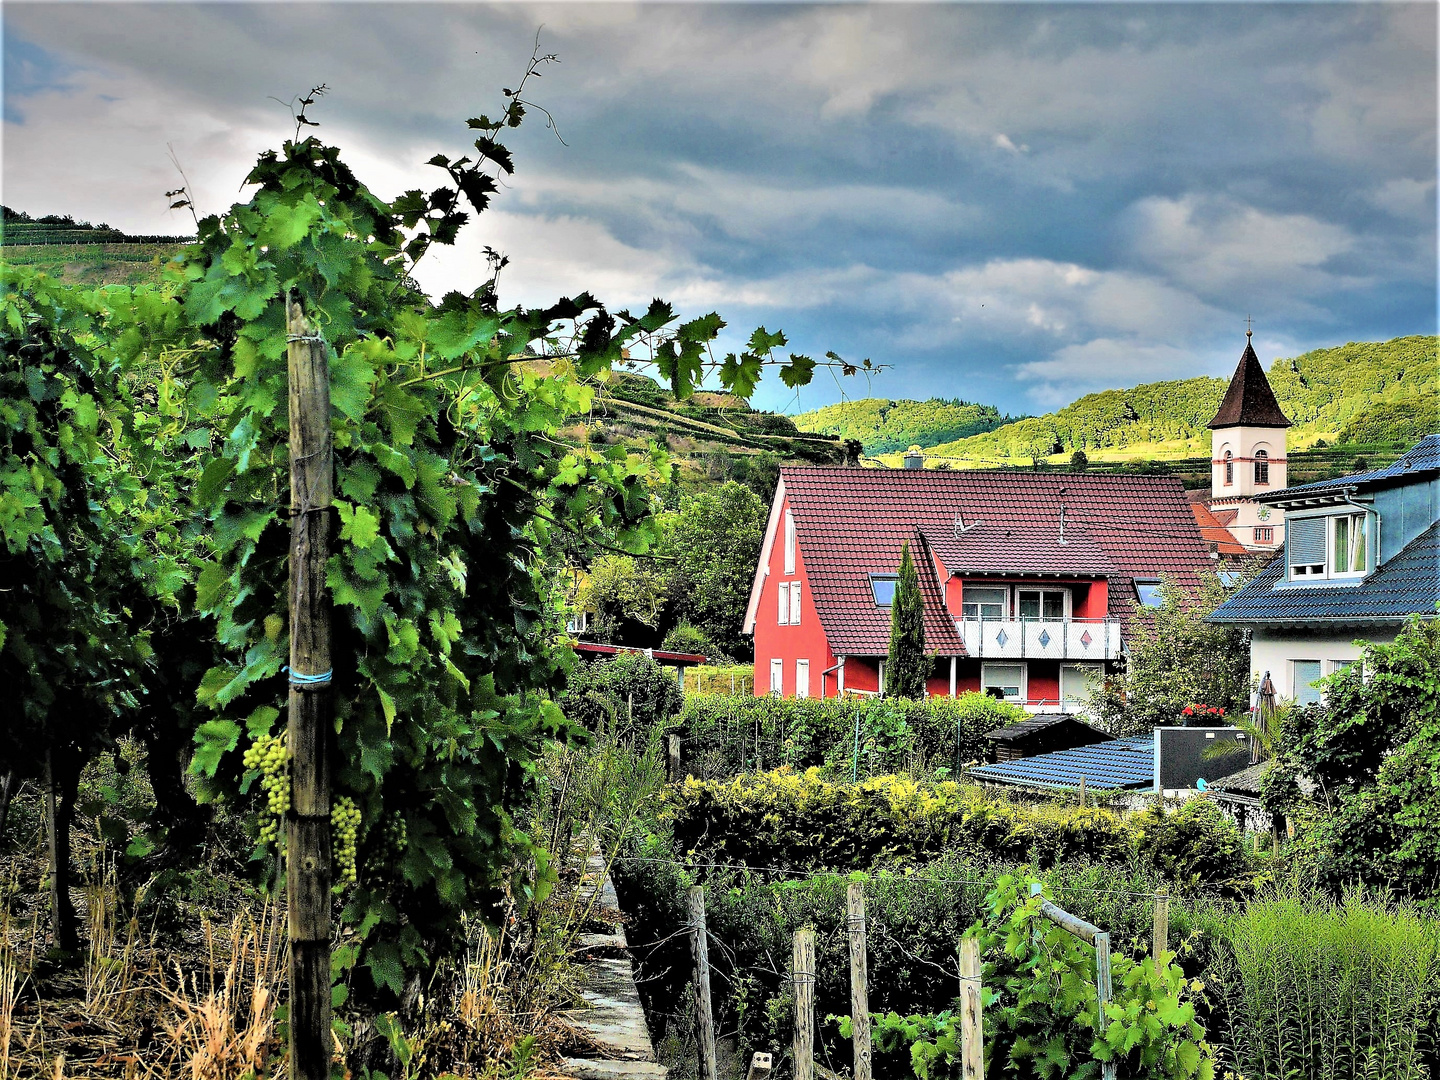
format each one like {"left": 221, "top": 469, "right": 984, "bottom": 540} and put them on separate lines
{"left": 1207, "top": 328, "right": 1291, "bottom": 550}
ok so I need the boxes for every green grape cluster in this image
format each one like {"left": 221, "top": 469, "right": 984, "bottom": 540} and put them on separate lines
{"left": 361, "top": 814, "right": 409, "bottom": 879}
{"left": 331, "top": 796, "right": 363, "bottom": 893}
{"left": 242, "top": 732, "right": 289, "bottom": 846}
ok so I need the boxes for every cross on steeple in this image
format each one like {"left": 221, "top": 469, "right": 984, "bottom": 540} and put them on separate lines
{"left": 1245, "top": 314, "right": 1253, "bottom": 339}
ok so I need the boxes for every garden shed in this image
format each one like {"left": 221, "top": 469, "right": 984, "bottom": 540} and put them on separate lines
{"left": 967, "top": 734, "right": 1155, "bottom": 791}
{"left": 983, "top": 713, "right": 1112, "bottom": 762}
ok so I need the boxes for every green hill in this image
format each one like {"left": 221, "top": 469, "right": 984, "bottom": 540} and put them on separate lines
{"left": 793, "top": 396, "right": 1016, "bottom": 454}
{"left": 2, "top": 205, "right": 191, "bottom": 287}
{"left": 907, "top": 336, "right": 1437, "bottom": 466}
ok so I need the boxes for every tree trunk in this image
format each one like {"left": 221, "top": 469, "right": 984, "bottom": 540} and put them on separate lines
{"left": 0, "top": 770, "right": 16, "bottom": 846}
{"left": 44, "top": 748, "right": 81, "bottom": 953}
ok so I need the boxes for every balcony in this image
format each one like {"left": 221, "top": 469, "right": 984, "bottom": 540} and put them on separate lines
{"left": 954, "top": 618, "right": 1122, "bottom": 661}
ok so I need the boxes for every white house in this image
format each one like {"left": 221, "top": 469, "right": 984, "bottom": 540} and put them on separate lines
{"left": 1208, "top": 434, "right": 1440, "bottom": 703}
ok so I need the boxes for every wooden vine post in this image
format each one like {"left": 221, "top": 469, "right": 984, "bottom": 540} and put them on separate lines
{"left": 847, "top": 884, "right": 872, "bottom": 1080}
{"left": 959, "top": 937, "right": 984, "bottom": 1080}
{"left": 286, "top": 294, "right": 334, "bottom": 1080}
{"left": 689, "top": 886, "right": 719, "bottom": 1080}
{"left": 1153, "top": 888, "right": 1169, "bottom": 959}
{"left": 668, "top": 734, "right": 682, "bottom": 783}
{"left": 793, "top": 928, "right": 816, "bottom": 1080}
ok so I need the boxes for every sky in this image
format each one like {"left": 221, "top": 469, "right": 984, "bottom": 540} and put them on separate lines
{"left": 3, "top": 2, "right": 1436, "bottom": 417}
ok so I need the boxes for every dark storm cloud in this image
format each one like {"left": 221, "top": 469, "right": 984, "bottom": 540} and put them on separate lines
{"left": 3, "top": 2, "right": 1434, "bottom": 414}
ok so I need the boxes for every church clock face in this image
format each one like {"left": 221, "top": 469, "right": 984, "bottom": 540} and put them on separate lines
{"left": 1257, "top": 506, "right": 1271, "bottom": 521}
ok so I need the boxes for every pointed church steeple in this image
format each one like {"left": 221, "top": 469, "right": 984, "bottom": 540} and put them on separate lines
{"left": 1208, "top": 328, "right": 1291, "bottom": 429}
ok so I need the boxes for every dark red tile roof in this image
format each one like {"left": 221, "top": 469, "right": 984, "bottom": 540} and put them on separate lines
{"left": 783, "top": 467, "right": 1214, "bottom": 657}
{"left": 1208, "top": 337, "right": 1291, "bottom": 429}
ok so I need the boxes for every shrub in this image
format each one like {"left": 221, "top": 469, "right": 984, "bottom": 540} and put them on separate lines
{"left": 662, "top": 769, "right": 1251, "bottom": 886}
{"left": 1210, "top": 891, "right": 1440, "bottom": 1079}
{"left": 678, "top": 692, "right": 1025, "bottom": 779}
{"left": 662, "top": 622, "right": 720, "bottom": 660}
{"left": 562, "top": 652, "right": 684, "bottom": 734}
{"left": 863, "top": 875, "right": 1215, "bottom": 1080}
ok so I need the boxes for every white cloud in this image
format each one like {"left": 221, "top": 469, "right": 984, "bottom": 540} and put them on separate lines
{"left": 1016, "top": 339, "right": 1204, "bottom": 408}
{"left": 1369, "top": 177, "right": 1437, "bottom": 222}
{"left": 1125, "top": 194, "right": 1360, "bottom": 305}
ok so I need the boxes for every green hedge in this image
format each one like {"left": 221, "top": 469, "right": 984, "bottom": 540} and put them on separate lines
{"left": 678, "top": 692, "right": 1026, "bottom": 779}
{"left": 662, "top": 768, "right": 1253, "bottom": 886}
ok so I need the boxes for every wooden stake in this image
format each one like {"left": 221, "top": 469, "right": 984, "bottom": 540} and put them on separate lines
{"left": 959, "top": 937, "right": 983, "bottom": 1080}
{"left": 1078, "top": 775, "right": 1087, "bottom": 809}
{"left": 1094, "top": 932, "right": 1116, "bottom": 1080}
{"left": 668, "top": 734, "right": 682, "bottom": 783}
{"left": 689, "top": 887, "right": 718, "bottom": 1080}
{"left": 793, "top": 928, "right": 816, "bottom": 1080}
{"left": 847, "top": 885, "right": 871, "bottom": 1080}
{"left": 286, "top": 295, "right": 334, "bottom": 1080}
{"left": 1153, "top": 888, "right": 1169, "bottom": 960}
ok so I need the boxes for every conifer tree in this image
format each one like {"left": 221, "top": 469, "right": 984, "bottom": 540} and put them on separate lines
{"left": 885, "top": 540, "right": 928, "bottom": 698}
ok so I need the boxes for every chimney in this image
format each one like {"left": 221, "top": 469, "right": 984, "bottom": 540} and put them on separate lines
{"left": 903, "top": 445, "right": 924, "bottom": 470}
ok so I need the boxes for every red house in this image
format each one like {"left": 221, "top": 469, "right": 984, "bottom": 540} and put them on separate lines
{"left": 743, "top": 466, "right": 1213, "bottom": 709}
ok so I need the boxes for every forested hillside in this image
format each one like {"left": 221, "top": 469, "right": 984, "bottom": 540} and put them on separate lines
{"left": 794, "top": 396, "right": 1014, "bottom": 453}
{"left": 915, "top": 336, "right": 1437, "bottom": 464}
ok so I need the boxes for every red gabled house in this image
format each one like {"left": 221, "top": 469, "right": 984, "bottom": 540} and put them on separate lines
{"left": 743, "top": 466, "right": 1213, "bottom": 710}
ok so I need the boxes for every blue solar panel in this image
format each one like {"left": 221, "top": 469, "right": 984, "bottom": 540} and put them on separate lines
{"left": 967, "top": 734, "right": 1154, "bottom": 791}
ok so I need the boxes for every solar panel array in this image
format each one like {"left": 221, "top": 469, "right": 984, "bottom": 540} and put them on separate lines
{"left": 967, "top": 734, "right": 1154, "bottom": 791}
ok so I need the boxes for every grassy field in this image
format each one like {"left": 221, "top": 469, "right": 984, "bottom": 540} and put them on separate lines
{"left": 3, "top": 243, "right": 184, "bottom": 287}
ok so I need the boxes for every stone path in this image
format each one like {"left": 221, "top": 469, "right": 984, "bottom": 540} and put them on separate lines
{"left": 562, "top": 850, "right": 668, "bottom": 1080}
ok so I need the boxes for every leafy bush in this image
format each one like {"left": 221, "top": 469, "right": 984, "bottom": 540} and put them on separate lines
{"left": 612, "top": 849, "right": 1230, "bottom": 1080}
{"left": 1210, "top": 891, "right": 1440, "bottom": 1080}
{"left": 662, "top": 622, "right": 720, "bottom": 659}
{"left": 861, "top": 875, "right": 1215, "bottom": 1080}
{"left": 562, "top": 652, "right": 685, "bottom": 735}
{"left": 662, "top": 769, "right": 1252, "bottom": 886}
{"left": 679, "top": 692, "right": 1026, "bottom": 779}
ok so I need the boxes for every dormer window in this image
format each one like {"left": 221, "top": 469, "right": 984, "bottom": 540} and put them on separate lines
{"left": 1223, "top": 451, "right": 1233, "bottom": 486}
{"left": 1288, "top": 512, "right": 1369, "bottom": 580}
{"left": 1254, "top": 450, "right": 1269, "bottom": 485}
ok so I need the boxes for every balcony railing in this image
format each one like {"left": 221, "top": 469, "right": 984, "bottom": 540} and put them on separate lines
{"left": 954, "top": 618, "right": 1122, "bottom": 661}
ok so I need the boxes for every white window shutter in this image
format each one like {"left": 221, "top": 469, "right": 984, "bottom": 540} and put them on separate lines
{"left": 784, "top": 512, "right": 796, "bottom": 574}
{"left": 790, "top": 582, "right": 802, "bottom": 625}
{"left": 778, "top": 581, "right": 790, "bottom": 625}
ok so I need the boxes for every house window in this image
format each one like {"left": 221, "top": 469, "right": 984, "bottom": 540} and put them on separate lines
{"left": 870, "top": 574, "right": 899, "bottom": 606}
{"left": 1254, "top": 450, "right": 1269, "bottom": 485}
{"left": 784, "top": 511, "right": 796, "bottom": 574}
{"left": 1018, "top": 589, "right": 1066, "bottom": 620}
{"left": 795, "top": 659, "right": 810, "bottom": 699}
{"left": 789, "top": 582, "right": 802, "bottom": 625}
{"left": 982, "top": 663, "right": 1026, "bottom": 700}
{"left": 1135, "top": 580, "right": 1163, "bottom": 607}
{"left": 1223, "top": 451, "right": 1233, "bottom": 486}
{"left": 1287, "top": 517, "right": 1326, "bottom": 578}
{"left": 1332, "top": 513, "right": 1367, "bottom": 576}
{"left": 778, "top": 581, "right": 791, "bottom": 624}
{"left": 961, "top": 586, "right": 1007, "bottom": 620}
{"left": 1293, "top": 660, "right": 1322, "bottom": 706}
{"left": 1061, "top": 664, "right": 1102, "bottom": 704}
{"left": 1254, "top": 526, "right": 1273, "bottom": 544}
{"left": 770, "top": 658, "right": 783, "bottom": 696}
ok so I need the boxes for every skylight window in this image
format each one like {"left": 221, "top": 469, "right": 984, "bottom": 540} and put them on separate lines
{"left": 870, "top": 574, "right": 899, "bottom": 606}
{"left": 1135, "top": 580, "right": 1163, "bottom": 607}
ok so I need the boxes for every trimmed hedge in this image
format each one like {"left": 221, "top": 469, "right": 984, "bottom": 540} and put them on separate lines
{"left": 662, "top": 768, "right": 1253, "bottom": 886}
{"left": 678, "top": 692, "right": 1027, "bottom": 779}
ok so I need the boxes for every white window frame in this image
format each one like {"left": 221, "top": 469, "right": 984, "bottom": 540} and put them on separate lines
{"left": 784, "top": 511, "right": 796, "bottom": 574}
{"left": 961, "top": 584, "right": 1009, "bottom": 621}
{"left": 1016, "top": 587, "right": 1071, "bottom": 621}
{"left": 1292, "top": 659, "right": 1322, "bottom": 706}
{"left": 770, "top": 658, "right": 784, "bottom": 697}
{"left": 795, "top": 659, "right": 810, "bottom": 699}
{"left": 1254, "top": 526, "right": 1273, "bottom": 544}
{"left": 778, "top": 581, "right": 790, "bottom": 625}
{"left": 789, "top": 581, "right": 802, "bottom": 625}
{"left": 1060, "top": 663, "right": 1102, "bottom": 704}
{"left": 1254, "top": 449, "right": 1269, "bottom": 486}
{"left": 870, "top": 574, "right": 899, "bottom": 607}
{"left": 1328, "top": 512, "right": 1369, "bottom": 579}
{"left": 982, "top": 662, "right": 1027, "bottom": 701}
